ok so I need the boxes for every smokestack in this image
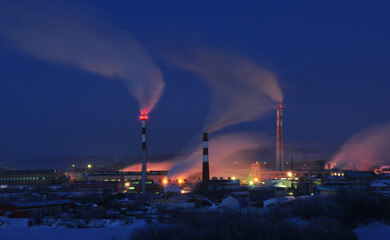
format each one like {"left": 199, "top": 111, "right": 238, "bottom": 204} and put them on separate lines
{"left": 140, "top": 114, "right": 148, "bottom": 194}
{"left": 291, "top": 155, "right": 294, "bottom": 171}
{"left": 276, "top": 103, "right": 284, "bottom": 171}
{"left": 202, "top": 132, "right": 210, "bottom": 187}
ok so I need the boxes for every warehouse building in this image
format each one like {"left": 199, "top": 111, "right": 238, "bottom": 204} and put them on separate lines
{"left": 0, "top": 170, "right": 68, "bottom": 185}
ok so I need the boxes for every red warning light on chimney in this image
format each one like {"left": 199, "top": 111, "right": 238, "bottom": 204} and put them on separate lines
{"left": 139, "top": 115, "right": 148, "bottom": 120}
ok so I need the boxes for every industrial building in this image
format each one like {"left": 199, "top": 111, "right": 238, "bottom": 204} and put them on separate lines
{"left": 73, "top": 181, "right": 121, "bottom": 193}
{"left": 0, "top": 200, "right": 73, "bottom": 218}
{"left": 84, "top": 170, "right": 168, "bottom": 193}
{"left": 0, "top": 170, "right": 67, "bottom": 185}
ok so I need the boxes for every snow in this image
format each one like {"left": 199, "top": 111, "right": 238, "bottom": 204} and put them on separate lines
{"left": 354, "top": 222, "right": 390, "bottom": 240}
{"left": 263, "top": 196, "right": 295, "bottom": 208}
{"left": 0, "top": 217, "right": 146, "bottom": 240}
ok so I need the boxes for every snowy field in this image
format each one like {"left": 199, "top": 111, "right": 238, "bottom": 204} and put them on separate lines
{"left": 0, "top": 218, "right": 146, "bottom": 240}
{"left": 354, "top": 223, "right": 390, "bottom": 240}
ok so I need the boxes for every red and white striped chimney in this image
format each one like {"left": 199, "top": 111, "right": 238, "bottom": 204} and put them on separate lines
{"left": 202, "top": 132, "right": 210, "bottom": 187}
{"left": 140, "top": 114, "right": 148, "bottom": 194}
{"left": 276, "top": 103, "right": 284, "bottom": 171}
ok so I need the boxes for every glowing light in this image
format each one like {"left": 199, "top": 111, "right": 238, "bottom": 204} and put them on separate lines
{"left": 162, "top": 178, "right": 168, "bottom": 184}
{"left": 232, "top": 176, "right": 236, "bottom": 180}
{"left": 87, "top": 164, "right": 92, "bottom": 169}
{"left": 125, "top": 182, "right": 130, "bottom": 187}
{"left": 181, "top": 190, "right": 185, "bottom": 194}
{"left": 287, "top": 172, "right": 293, "bottom": 177}
{"left": 249, "top": 181, "right": 254, "bottom": 185}
{"left": 254, "top": 178, "right": 259, "bottom": 182}
{"left": 139, "top": 115, "right": 149, "bottom": 120}
{"left": 178, "top": 179, "right": 183, "bottom": 184}
{"left": 72, "top": 164, "right": 75, "bottom": 167}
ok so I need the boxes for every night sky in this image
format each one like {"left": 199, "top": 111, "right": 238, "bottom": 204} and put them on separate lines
{"left": 0, "top": 1, "right": 389, "bottom": 165}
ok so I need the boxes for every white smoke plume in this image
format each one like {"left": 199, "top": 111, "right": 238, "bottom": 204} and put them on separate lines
{"left": 330, "top": 122, "right": 390, "bottom": 171}
{"left": 0, "top": 0, "right": 164, "bottom": 115}
{"left": 168, "top": 48, "right": 283, "bottom": 133}
{"left": 167, "top": 132, "right": 271, "bottom": 179}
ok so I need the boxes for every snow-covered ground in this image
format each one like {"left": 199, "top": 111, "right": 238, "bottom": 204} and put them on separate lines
{"left": 0, "top": 217, "right": 146, "bottom": 240}
{"left": 354, "top": 222, "right": 390, "bottom": 240}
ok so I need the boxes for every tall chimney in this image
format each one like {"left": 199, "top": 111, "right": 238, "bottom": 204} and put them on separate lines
{"left": 202, "top": 132, "right": 210, "bottom": 187}
{"left": 276, "top": 103, "right": 284, "bottom": 171}
{"left": 140, "top": 114, "right": 148, "bottom": 194}
{"left": 291, "top": 155, "right": 294, "bottom": 171}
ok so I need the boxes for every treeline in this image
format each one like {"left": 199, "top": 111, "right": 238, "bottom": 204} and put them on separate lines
{"left": 131, "top": 190, "right": 390, "bottom": 240}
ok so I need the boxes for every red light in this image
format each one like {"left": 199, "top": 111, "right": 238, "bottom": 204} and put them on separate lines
{"left": 139, "top": 115, "right": 148, "bottom": 120}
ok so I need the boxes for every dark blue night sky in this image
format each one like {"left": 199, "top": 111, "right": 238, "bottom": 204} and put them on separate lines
{"left": 0, "top": 0, "right": 389, "bottom": 164}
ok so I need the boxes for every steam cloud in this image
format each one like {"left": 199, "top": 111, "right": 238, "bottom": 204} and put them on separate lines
{"left": 0, "top": 0, "right": 164, "bottom": 114}
{"left": 169, "top": 48, "right": 283, "bottom": 132}
{"left": 167, "top": 132, "right": 271, "bottom": 179}
{"left": 122, "top": 160, "right": 174, "bottom": 172}
{"left": 330, "top": 122, "right": 390, "bottom": 171}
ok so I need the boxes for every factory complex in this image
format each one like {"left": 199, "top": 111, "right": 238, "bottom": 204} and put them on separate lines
{"left": 1, "top": 103, "right": 389, "bottom": 218}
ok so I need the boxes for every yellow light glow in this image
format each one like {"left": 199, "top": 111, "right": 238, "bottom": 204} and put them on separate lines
{"left": 87, "top": 164, "right": 92, "bottom": 169}
{"left": 178, "top": 179, "right": 183, "bottom": 184}
{"left": 287, "top": 172, "right": 293, "bottom": 177}
{"left": 254, "top": 178, "right": 259, "bottom": 182}
{"left": 125, "top": 182, "right": 130, "bottom": 187}
{"left": 249, "top": 181, "right": 254, "bottom": 185}
{"left": 232, "top": 176, "right": 236, "bottom": 180}
{"left": 162, "top": 179, "right": 168, "bottom": 184}
{"left": 72, "top": 164, "right": 75, "bottom": 167}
